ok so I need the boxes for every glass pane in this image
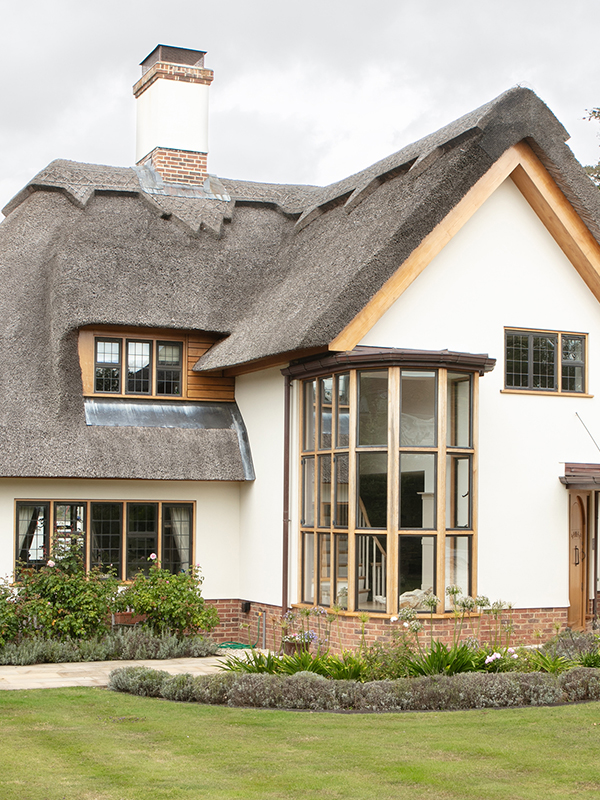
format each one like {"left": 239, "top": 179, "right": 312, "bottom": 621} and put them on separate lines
{"left": 95, "top": 366, "right": 121, "bottom": 393}
{"left": 319, "top": 377, "right": 333, "bottom": 449}
{"left": 447, "top": 373, "right": 471, "bottom": 447}
{"left": 400, "top": 453, "right": 436, "bottom": 529}
{"left": 335, "top": 534, "right": 349, "bottom": 609}
{"left": 562, "top": 364, "right": 584, "bottom": 393}
{"left": 302, "top": 456, "right": 315, "bottom": 527}
{"left": 157, "top": 343, "right": 182, "bottom": 366}
{"left": 532, "top": 335, "right": 556, "bottom": 389}
{"left": 96, "top": 340, "right": 120, "bottom": 364}
{"left": 318, "top": 533, "right": 331, "bottom": 606}
{"left": 126, "top": 504, "right": 157, "bottom": 578}
{"left": 562, "top": 336, "right": 584, "bottom": 392}
{"left": 505, "top": 334, "right": 528, "bottom": 388}
{"left": 334, "top": 453, "right": 349, "bottom": 527}
{"left": 400, "top": 371, "right": 436, "bottom": 446}
{"left": 356, "top": 533, "right": 387, "bottom": 611}
{"left": 318, "top": 455, "right": 332, "bottom": 527}
{"left": 445, "top": 536, "right": 471, "bottom": 606}
{"left": 357, "top": 452, "right": 387, "bottom": 528}
{"left": 162, "top": 504, "right": 192, "bottom": 573}
{"left": 16, "top": 503, "right": 49, "bottom": 567}
{"left": 127, "top": 341, "right": 152, "bottom": 394}
{"left": 303, "top": 380, "right": 316, "bottom": 451}
{"left": 446, "top": 455, "right": 471, "bottom": 529}
{"left": 302, "top": 532, "right": 315, "bottom": 603}
{"left": 91, "top": 503, "right": 122, "bottom": 577}
{"left": 54, "top": 503, "right": 85, "bottom": 561}
{"left": 335, "top": 373, "right": 350, "bottom": 448}
{"left": 358, "top": 371, "right": 388, "bottom": 446}
{"left": 156, "top": 342, "right": 182, "bottom": 396}
{"left": 399, "top": 536, "right": 436, "bottom": 611}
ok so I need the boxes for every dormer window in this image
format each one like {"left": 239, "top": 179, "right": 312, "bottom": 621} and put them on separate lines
{"left": 80, "top": 327, "right": 235, "bottom": 403}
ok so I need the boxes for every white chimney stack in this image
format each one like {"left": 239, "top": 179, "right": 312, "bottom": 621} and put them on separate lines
{"left": 133, "top": 45, "right": 214, "bottom": 185}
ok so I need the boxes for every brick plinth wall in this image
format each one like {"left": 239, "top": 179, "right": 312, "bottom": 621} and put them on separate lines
{"left": 139, "top": 147, "right": 208, "bottom": 186}
{"left": 206, "top": 599, "right": 283, "bottom": 652}
{"left": 205, "top": 601, "right": 569, "bottom": 653}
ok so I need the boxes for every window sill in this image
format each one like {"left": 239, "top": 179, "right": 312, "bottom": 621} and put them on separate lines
{"left": 500, "top": 389, "right": 593, "bottom": 398}
{"left": 291, "top": 604, "right": 481, "bottom": 619}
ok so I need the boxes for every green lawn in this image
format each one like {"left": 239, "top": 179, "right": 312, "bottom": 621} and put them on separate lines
{"left": 1, "top": 689, "right": 600, "bottom": 799}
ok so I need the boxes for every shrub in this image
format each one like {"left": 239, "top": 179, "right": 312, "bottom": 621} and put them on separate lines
{"left": 108, "top": 667, "right": 583, "bottom": 712}
{"left": 559, "top": 667, "right": 600, "bottom": 702}
{"left": 0, "top": 627, "right": 219, "bottom": 666}
{"left": 0, "top": 580, "right": 20, "bottom": 646}
{"left": 108, "top": 666, "right": 169, "bottom": 696}
{"left": 119, "top": 564, "right": 219, "bottom": 637}
{"left": 544, "top": 630, "right": 600, "bottom": 660}
{"left": 407, "top": 641, "right": 481, "bottom": 676}
{"left": 15, "top": 543, "right": 119, "bottom": 640}
{"left": 363, "top": 637, "right": 413, "bottom": 680}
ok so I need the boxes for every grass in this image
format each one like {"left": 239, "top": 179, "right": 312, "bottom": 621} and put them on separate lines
{"left": 1, "top": 689, "right": 600, "bottom": 799}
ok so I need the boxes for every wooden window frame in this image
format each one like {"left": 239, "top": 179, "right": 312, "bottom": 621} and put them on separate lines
{"left": 14, "top": 499, "right": 194, "bottom": 581}
{"left": 297, "top": 365, "right": 478, "bottom": 617}
{"left": 503, "top": 327, "right": 589, "bottom": 396}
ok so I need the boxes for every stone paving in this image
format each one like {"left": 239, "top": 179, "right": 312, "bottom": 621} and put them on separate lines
{"left": 0, "top": 654, "right": 231, "bottom": 691}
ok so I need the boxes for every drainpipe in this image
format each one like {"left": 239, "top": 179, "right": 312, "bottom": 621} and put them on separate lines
{"left": 594, "top": 491, "right": 598, "bottom": 621}
{"left": 282, "top": 374, "right": 292, "bottom": 615}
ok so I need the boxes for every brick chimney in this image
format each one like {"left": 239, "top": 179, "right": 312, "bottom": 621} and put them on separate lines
{"left": 133, "top": 45, "right": 214, "bottom": 185}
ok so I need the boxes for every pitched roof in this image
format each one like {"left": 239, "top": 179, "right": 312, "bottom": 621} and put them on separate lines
{"left": 1, "top": 86, "right": 599, "bottom": 479}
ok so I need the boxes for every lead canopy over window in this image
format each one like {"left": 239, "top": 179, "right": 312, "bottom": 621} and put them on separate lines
{"left": 299, "top": 360, "right": 479, "bottom": 614}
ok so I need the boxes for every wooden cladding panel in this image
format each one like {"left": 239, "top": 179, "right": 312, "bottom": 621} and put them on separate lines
{"left": 186, "top": 333, "right": 234, "bottom": 402}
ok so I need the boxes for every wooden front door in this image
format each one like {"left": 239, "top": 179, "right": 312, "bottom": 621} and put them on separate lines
{"left": 568, "top": 492, "right": 588, "bottom": 629}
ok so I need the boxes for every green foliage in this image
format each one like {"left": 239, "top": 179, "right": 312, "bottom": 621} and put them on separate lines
{"left": 220, "top": 649, "right": 370, "bottom": 681}
{"left": 526, "top": 649, "right": 574, "bottom": 675}
{"left": 119, "top": 563, "right": 219, "bottom": 637}
{"left": 0, "top": 627, "right": 219, "bottom": 665}
{"left": 220, "top": 650, "right": 285, "bottom": 674}
{"left": 362, "top": 636, "right": 413, "bottom": 680}
{"left": 576, "top": 650, "right": 600, "bottom": 668}
{"left": 0, "top": 580, "right": 20, "bottom": 646}
{"left": 14, "top": 541, "right": 119, "bottom": 640}
{"left": 111, "top": 665, "right": 600, "bottom": 711}
{"left": 407, "top": 641, "right": 480, "bottom": 676}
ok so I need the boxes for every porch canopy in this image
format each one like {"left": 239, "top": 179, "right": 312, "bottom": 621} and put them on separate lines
{"left": 560, "top": 463, "right": 600, "bottom": 490}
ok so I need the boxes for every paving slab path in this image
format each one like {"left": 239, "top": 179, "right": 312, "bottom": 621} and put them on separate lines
{"left": 0, "top": 653, "right": 236, "bottom": 691}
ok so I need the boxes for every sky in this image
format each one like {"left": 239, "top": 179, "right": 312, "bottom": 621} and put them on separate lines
{"left": 1, "top": 0, "right": 600, "bottom": 211}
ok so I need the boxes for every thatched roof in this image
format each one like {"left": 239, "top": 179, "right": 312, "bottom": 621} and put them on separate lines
{"left": 1, "top": 87, "right": 598, "bottom": 480}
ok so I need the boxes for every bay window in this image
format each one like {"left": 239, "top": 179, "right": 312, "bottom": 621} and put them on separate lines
{"left": 295, "top": 350, "right": 490, "bottom": 615}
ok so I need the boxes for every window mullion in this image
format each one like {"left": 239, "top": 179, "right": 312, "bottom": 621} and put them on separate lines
{"left": 471, "top": 372, "right": 480, "bottom": 600}
{"left": 437, "top": 370, "right": 448, "bottom": 613}
{"left": 388, "top": 367, "right": 400, "bottom": 615}
{"left": 347, "top": 371, "right": 357, "bottom": 612}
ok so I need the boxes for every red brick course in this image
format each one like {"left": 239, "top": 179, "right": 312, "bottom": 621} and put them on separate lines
{"left": 205, "top": 600, "right": 570, "bottom": 653}
{"left": 139, "top": 147, "right": 208, "bottom": 186}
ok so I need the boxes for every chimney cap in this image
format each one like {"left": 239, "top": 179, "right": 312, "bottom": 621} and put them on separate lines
{"left": 140, "top": 45, "right": 206, "bottom": 73}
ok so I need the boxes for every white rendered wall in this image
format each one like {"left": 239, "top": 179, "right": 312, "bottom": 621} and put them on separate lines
{"left": 136, "top": 80, "right": 210, "bottom": 162}
{"left": 235, "top": 368, "right": 287, "bottom": 607}
{"left": 0, "top": 478, "right": 240, "bottom": 599}
{"left": 360, "top": 177, "right": 600, "bottom": 609}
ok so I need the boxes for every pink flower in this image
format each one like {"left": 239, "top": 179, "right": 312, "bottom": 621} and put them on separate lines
{"left": 149, "top": 553, "right": 157, "bottom": 561}
{"left": 47, "top": 560, "right": 55, "bottom": 568}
